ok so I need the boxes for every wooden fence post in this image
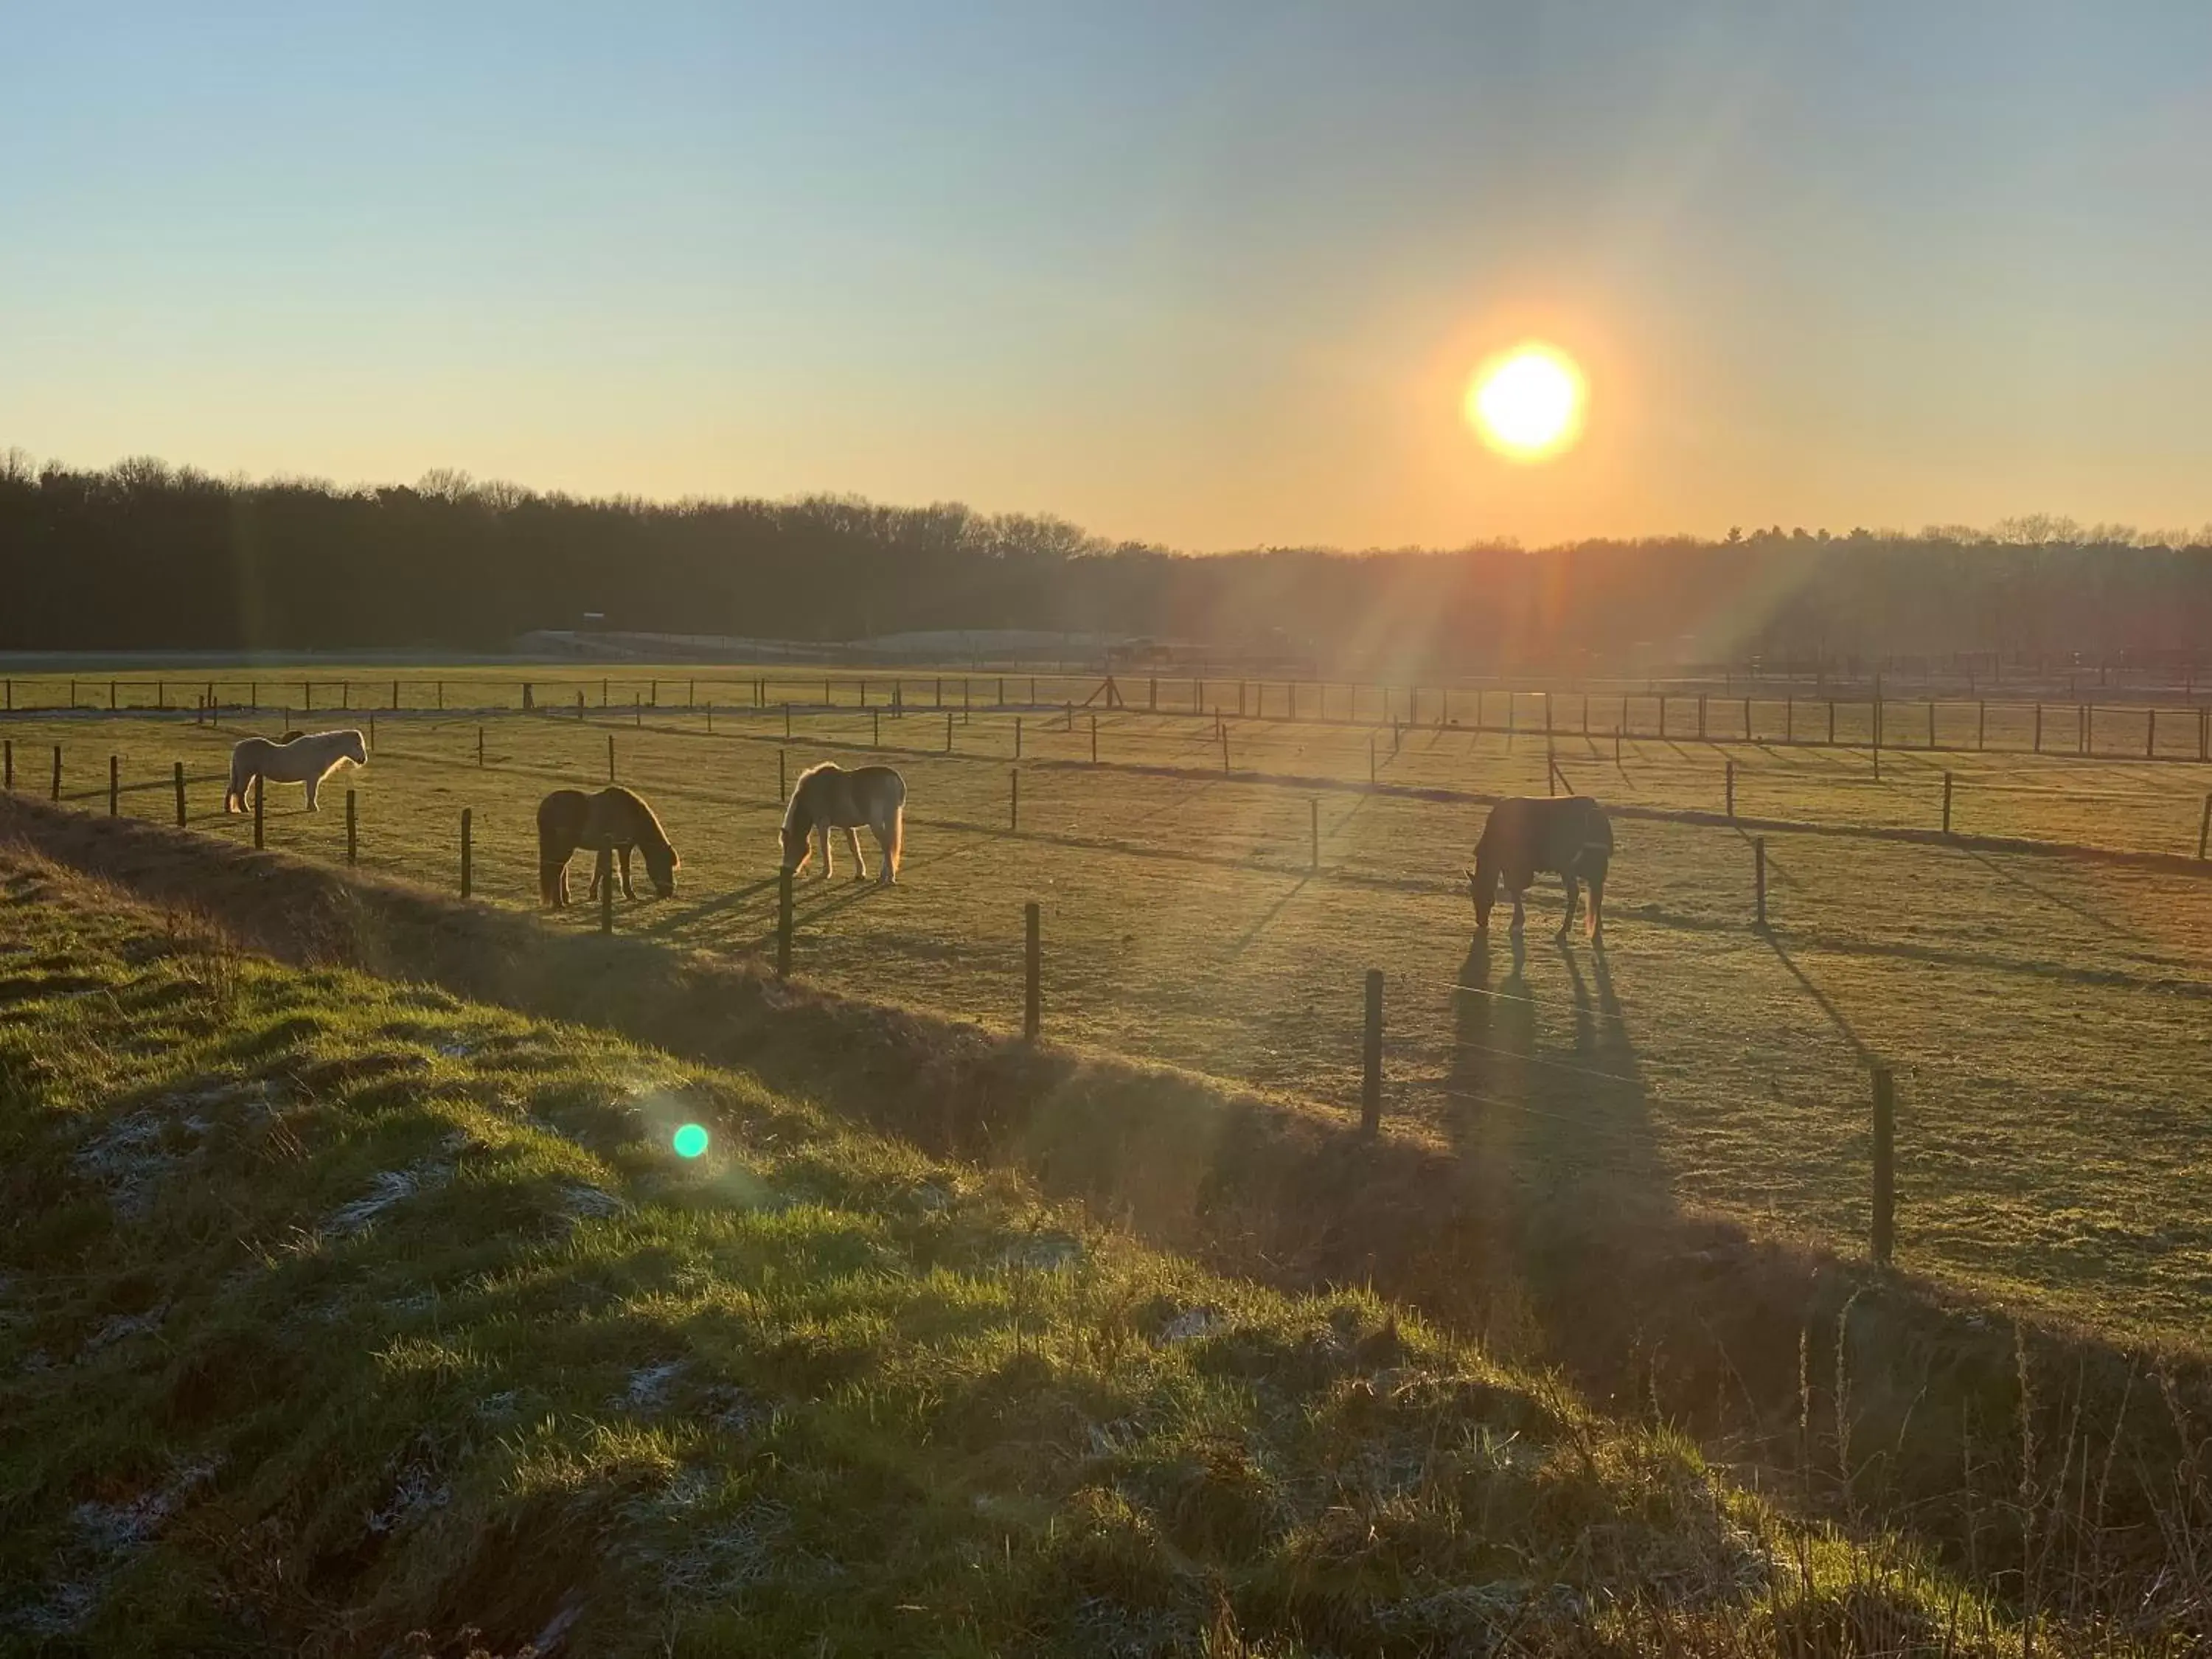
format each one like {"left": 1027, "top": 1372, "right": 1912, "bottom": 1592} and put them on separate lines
{"left": 946, "top": 711, "right": 954, "bottom": 753}
{"left": 1023, "top": 901, "right": 1041, "bottom": 1040}
{"left": 346, "top": 789, "right": 357, "bottom": 865}
{"left": 1754, "top": 837, "right": 1767, "bottom": 929}
{"left": 2198, "top": 793, "right": 2211, "bottom": 861}
{"left": 608, "top": 734, "right": 616, "bottom": 782}
{"left": 459, "top": 808, "right": 473, "bottom": 897}
{"left": 1360, "top": 969, "right": 1383, "bottom": 1136}
{"left": 1725, "top": 760, "right": 1735, "bottom": 819}
{"left": 108, "top": 755, "right": 118, "bottom": 816}
{"left": 1, "top": 739, "right": 10, "bottom": 792}
{"left": 1827, "top": 700, "right": 1835, "bottom": 745}
{"left": 1927, "top": 700, "right": 1935, "bottom": 749}
{"left": 2033, "top": 702, "right": 2042, "bottom": 753}
{"left": 2147, "top": 709, "right": 2157, "bottom": 760}
{"left": 1546, "top": 736, "right": 1557, "bottom": 795}
{"left": 253, "top": 777, "right": 264, "bottom": 849}
{"left": 1220, "top": 723, "right": 1229, "bottom": 773}
{"left": 392, "top": 678, "right": 400, "bottom": 710}
{"left": 777, "top": 749, "right": 787, "bottom": 803}
{"left": 776, "top": 869, "right": 792, "bottom": 975}
{"left": 1015, "top": 716, "right": 1023, "bottom": 759}
{"left": 477, "top": 726, "right": 484, "bottom": 768}
{"left": 52, "top": 745, "right": 62, "bottom": 802}
{"left": 1976, "top": 700, "right": 1986, "bottom": 750}
{"left": 1613, "top": 725, "right": 1622, "bottom": 766}
{"left": 785, "top": 702, "right": 793, "bottom": 739}
{"left": 872, "top": 709, "right": 880, "bottom": 747}
{"left": 1871, "top": 1066, "right": 1896, "bottom": 1265}
{"left": 1368, "top": 735, "right": 1377, "bottom": 784}
{"left": 173, "top": 761, "right": 185, "bottom": 827}
{"left": 1090, "top": 714, "right": 1098, "bottom": 764}
{"left": 1942, "top": 772, "right": 1953, "bottom": 835}
{"left": 1009, "top": 769, "right": 1019, "bottom": 830}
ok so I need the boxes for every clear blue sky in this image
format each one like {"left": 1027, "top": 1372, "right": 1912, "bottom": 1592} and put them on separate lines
{"left": 4, "top": 1, "right": 2209, "bottom": 548}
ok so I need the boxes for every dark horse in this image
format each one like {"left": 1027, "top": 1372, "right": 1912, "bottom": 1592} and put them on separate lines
{"left": 1467, "top": 795, "right": 1613, "bottom": 944}
{"left": 537, "top": 786, "right": 680, "bottom": 907}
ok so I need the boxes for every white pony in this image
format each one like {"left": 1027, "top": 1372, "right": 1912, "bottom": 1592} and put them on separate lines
{"left": 226, "top": 728, "right": 367, "bottom": 813}
{"left": 780, "top": 762, "right": 905, "bottom": 886}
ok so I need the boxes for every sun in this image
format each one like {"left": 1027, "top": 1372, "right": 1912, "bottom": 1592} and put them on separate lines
{"left": 1465, "top": 343, "right": 1585, "bottom": 461}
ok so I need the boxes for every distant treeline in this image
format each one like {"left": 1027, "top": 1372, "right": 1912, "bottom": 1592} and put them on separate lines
{"left": 4, "top": 455, "right": 2211, "bottom": 668}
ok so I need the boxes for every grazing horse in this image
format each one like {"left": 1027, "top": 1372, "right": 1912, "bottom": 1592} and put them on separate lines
{"left": 537, "top": 786, "right": 679, "bottom": 906}
{"left": 225, "top": 729, "right": 367, "bottom": 813}
{"left": 1467, "top": 795, "right": 1613, "bottom": 943}
{"left": 781, "top": 762, "right": 905, "bottom": 886}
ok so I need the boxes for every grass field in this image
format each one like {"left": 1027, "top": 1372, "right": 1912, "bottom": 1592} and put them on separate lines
{"left": 9, "top": 693, "right": 2212, "bottom": 1355}
{"left": 0, "top": 851, "right": 2064, "bottom": 1655}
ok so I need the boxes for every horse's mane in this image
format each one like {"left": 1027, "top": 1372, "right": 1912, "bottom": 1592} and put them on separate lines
{"left": 608, "top": 785, "right": 675, "bottom": 858}
{"left": 780, "top": 762, "right": 844, "bottom": 832}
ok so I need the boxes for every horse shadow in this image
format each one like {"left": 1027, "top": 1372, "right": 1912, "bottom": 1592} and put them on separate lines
{"left": 1441, "top": 925, "right": 1680, "bottom": 1367}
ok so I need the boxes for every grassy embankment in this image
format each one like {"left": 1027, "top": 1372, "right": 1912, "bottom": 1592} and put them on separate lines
{"left": 10, "top": 700, "right": 2212, "bottom": 1350}
{"left": 0, "top": 847, "right": 2092, "bottom": 1656}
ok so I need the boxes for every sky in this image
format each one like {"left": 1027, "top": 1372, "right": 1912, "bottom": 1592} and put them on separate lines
{"left": 4, "top": 1, "right": 2211, "bottom": 550}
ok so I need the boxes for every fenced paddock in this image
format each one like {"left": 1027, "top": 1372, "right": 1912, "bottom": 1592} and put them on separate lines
{"left": 7, "top": 674, "right": 2212, "bottom": 1349}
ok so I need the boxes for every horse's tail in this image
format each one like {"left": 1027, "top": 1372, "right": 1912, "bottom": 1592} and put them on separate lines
{"left": 225, "top": 748, "right": 249, "bottom": 813}
{"left": 887, "top": 799, "right": 905, "bottom": 877}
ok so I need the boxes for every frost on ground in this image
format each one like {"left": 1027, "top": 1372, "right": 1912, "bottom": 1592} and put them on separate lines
{"left": 7, "top": 1458, "right": 222, "bottom": 1638}
{"left": 80, "top": 1304, "right": 170, "bottom": 1359}
{"left": 72, "top": 1080, "right": 276, "bottom": 1222}
{"left": 365, "top": 1458, "right": 451, "bottom": 1537}
{"left": 619, "top": 1360, "right": 684, "bottom": 1413}
{"left": 996, "top": 1231, "right": 1085, "bottom": 1272}
{"left": 558, "top": 1182, "right": 625, "bottom": 1220}
{"left": 324, "top": 1161, "right": 452, "bottom": 1236}
{"left": 1158, "top": 1307, "right": 1222, "bottom": 1344}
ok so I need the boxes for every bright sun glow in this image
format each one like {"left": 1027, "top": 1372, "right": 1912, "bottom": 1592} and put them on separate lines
{"left": 1466, "top": 344, "right": 1585, "bottom": 461}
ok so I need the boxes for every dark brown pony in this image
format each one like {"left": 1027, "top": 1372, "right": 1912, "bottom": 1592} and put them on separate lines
{"left": 537, "top": 787, "right": 679, "bottom": 907}
{"left": 1467, "top": 795, "right": 1613, "bottom": 943}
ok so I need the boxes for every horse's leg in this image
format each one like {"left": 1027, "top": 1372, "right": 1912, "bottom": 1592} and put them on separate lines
{"left": 818, "top": 825, "right": 834, "bottom": 880}
{"left": 1587, "top": 872, "right": 1605, "bottom": 946}
{"left": 590, "top": 848, "right": 613, "bottom": 900}
{"left": 874, "top": 818, "right": 894, "bottom": 886}
{"left": 845, "top": 825, "right": 866, "bottom": 881}
{"left": 619, "top": 846, "right": 636, "bottom": 899}
{"left": 303, "top": 770, "right": 319, "bottom": 812}
{"left": 1558, "top": 874, "right": 1579, "bottom": 941}
{"left": 1509, "top": 882, "right": 1527, "bottom": 934}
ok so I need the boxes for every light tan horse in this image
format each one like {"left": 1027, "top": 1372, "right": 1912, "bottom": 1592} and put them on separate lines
{"left": 780, "top": 762, "right": 905, "bottom": 886}
{"left": 537, "top": 786, "right": 680, "bottom": 906}
{"left": 225, "top": 729, "right": 366, "bottom": 813}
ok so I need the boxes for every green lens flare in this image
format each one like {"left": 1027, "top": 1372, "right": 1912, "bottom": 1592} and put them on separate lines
{"left": 672, "top": 1123, "right": 709, "bottom": 1159}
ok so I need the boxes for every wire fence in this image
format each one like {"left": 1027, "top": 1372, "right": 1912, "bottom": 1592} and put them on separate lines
{"left": 9, "top": 700, "right": 2212, "bottom": 1335}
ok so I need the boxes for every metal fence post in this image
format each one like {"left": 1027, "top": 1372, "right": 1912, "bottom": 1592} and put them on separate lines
{"left": 173, "top": 761, "right": 185, "bottom": 827}
{"left": 1942, "top": 771, "right": 1953, "bottom": 835}
{"left": 459, "top": 808, "right": 473, "bottom": 897}
{"left": 108, "top": 755, "right": 119, "bottom": 816}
